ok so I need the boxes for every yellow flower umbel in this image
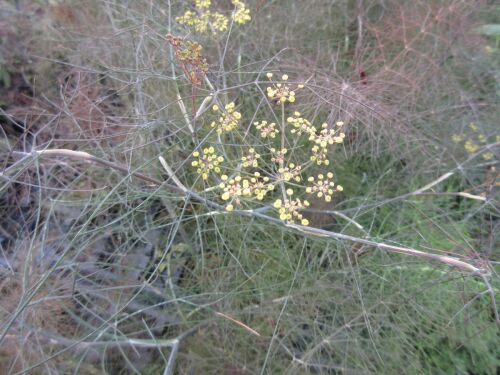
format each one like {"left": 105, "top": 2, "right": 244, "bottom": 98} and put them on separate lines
{"left": 249, "top": 172, "right": 275, "bottom": 200}
{"left": 254, "top": 120, "right": 279, "bottom": 138}
{"left": 210, "top": 12, "right": 229, "bottom": 32}
{"left": 242, "top": 148, "right": 261, "bottom": 168}
{"left": 176, "top": 0, "right": 250, "bottom": 34}
{"left": 306, "top": 172, "right": 342, "bottom": 202}
{"left": 270, "top": 148, "right": 288, "bottom": 165}
{"left": 219, "top": 175, "right": 251, "bottom": 209}
{"left": 219, "top": 172, "right": 273, "bottom": 210}
{"left": 310, "top": 145, "right": 328, "bottom": 165}
{"left": 309, "top": 122, "right": 345, "bottom": 148}
{"left": 464, "top": 139, "right": 479, "bottom": 154}
{"left": 265, "top": 73, "right": 304, "bottom": 104}
{"left": 482, "top": 152, "right": 494, "bottom": 161}
{"left": 211, "top": 102, "right": 242, "bottom": 134}
{"left": 277, "top": 163, "right": 302, "bottom": 182}
{"left": 176, "top": 0, "right": 229, "bottom": 34}
{"left": 191, "top": 146, "right": 224, "bottom": 180}
{"left": 273, "top": 198, "right": 310, "bottom": 225}
{"left": 232, "top": 0, "right": 251, "bottom": 24}
{"left": 452, "top": 125, "right": 497, "bottom": 161}
{"left": 287, "top": 112, "right": 315, "bottom": 136}
{"left": 468, "top": 122, "right": 478, "bottom": 131}
{"left": 309, "top": 121, "right": 345, "bottom": 166}
{"left": 176, "top": 11, "right": 209, "bottom": 33}
{"left": 196, "top": 0, "right": 211, "bottom": 9}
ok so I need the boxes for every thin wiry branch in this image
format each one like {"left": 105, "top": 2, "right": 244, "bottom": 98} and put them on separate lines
{"left": 7, "top": 147, "right": 492, "bottom": 276}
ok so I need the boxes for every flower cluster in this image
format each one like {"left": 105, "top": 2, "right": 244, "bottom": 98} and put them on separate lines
{"left": 176, "top": 4, "right": 227, "bottom": 34}
{"left": 211, "top": 102, "right": 242, "bottom": 134}
{"left": 185, "top": 73, "right": 346, "bottom": 226}
{"left": 191, "top": 147, "right": 224, "bottom": 180}
{"left": 308, "top": 122, "right": 345, "bottom": 165}
{"left": 219, "top": 173, "right": 274, "bottom": 211}
{"left": 309, "top": 122, "right": 345, "bottom": 148}
{"left": 286, "top": 109, "right": 345, "bottom": 166}
{"left": 277, "top": 163, "right": 302, "bottom": 182}
{"left": 483, "top": 152, "right": 495, "bottom": 161}
{"left": 310, "top": 145, "right": 329, "bottom": 166}
{"left": 464, "top": 139, "right": 479, "bottom": 154}
{"left": 270, "top": 147, "right": 288, "bottom": 165}
{"left": 241, "top": 148, "right": 261, "bottom": 168}
{"left": 273, "top": 198, "right": 310, "bottom": 225}
{"left": 254, "top": 120, "right": 279, "bottom": 138}
{"left": 249, "top": 172, "right": 275, "bottom": 200}
{"left": 176, "top": 0, "right": 250, "bottom": 34}
{"left": 452, "top": 123, "right": 498, "bottom": 161}
{"left": 195, "top": 0, "right": 211, "bottom": 8}
{"left": 220, "top": 175, "right": 252, "bottom": 210}
{"left": 287, "top": 112, "right": 314, "bottom": 135}
{"left": 306, "top": 172, "right": 342, "bottom": 202}
{"left": 266, "top": 73, "right": 304, "bottom": 104}
{"left": 232, "top": 0, "right": 251, "bottom": 24}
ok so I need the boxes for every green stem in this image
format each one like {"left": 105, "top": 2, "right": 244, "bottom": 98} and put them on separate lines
{"left": 280, "top": 102, "right": 286, "bottom": 200}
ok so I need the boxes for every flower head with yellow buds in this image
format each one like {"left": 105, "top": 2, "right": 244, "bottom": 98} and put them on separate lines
{"left": 242, "top": 148, "right": 261, "bottom": 168}
{"left": 468, "top": 122, "right": 478, "bottom": 131}
{"left": 277, "top": 163, "right": 302, "bottom": 182}
{"left": 191, "top": 147, "right": 224, "bottom": 180}
{"left": 219, "top": 172, "right": 274, "bottom": 209}
{"left": 482, "top": 152, "right": 494, "bottom": 161}
{"left": 248, "top": 172, "right": 275, "bottom": 200}
{"left": 310, "top": 145, "right": 329, "bottom": 166}
{"left": 265, "top": 73, "right": 304, "bottom": 105}
{"left": 273, "top": 198, "right": 310, "bottom": 225}
{"left": 176, "top": 0, "right": 250, "bottom": 34}
{"left": 464, "top": 139, "right": 478, "bottom": 154}
{"left": 219, "top": 175, "right": 251, "bottom": 207}
{"left": 309, "top": 122, "right": 345, "bottom": 148}
{"left": 195, "top": 0, "right": 211, "bottom": 9}
{"left": 270, "top": 148, "right": 288, "bottom": 165}
{"left": 306, "top": 172, "right": 342, "bottom": 202}
{"left": 211, "top": 102, "right": 242, "bottom": 134}
{"left": 182, "top": 63, "right": 347, "bottom": 227}
{"left": 176, "top": 1, "right": 228, "bottom": 34}
{"left": 287, "top": 112, "right": 315, "bottom": 136}
{"left": 308, "top": 121, "right": 345, "bottom": 165}
{"left": 232, "top": 0, "right": 251, "bottom": 24}
{"left": 452, "top": 125, "right": 497, "bottom": 161}
{"left": 254, "top": 120, "right": 279, "bottom": 138}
